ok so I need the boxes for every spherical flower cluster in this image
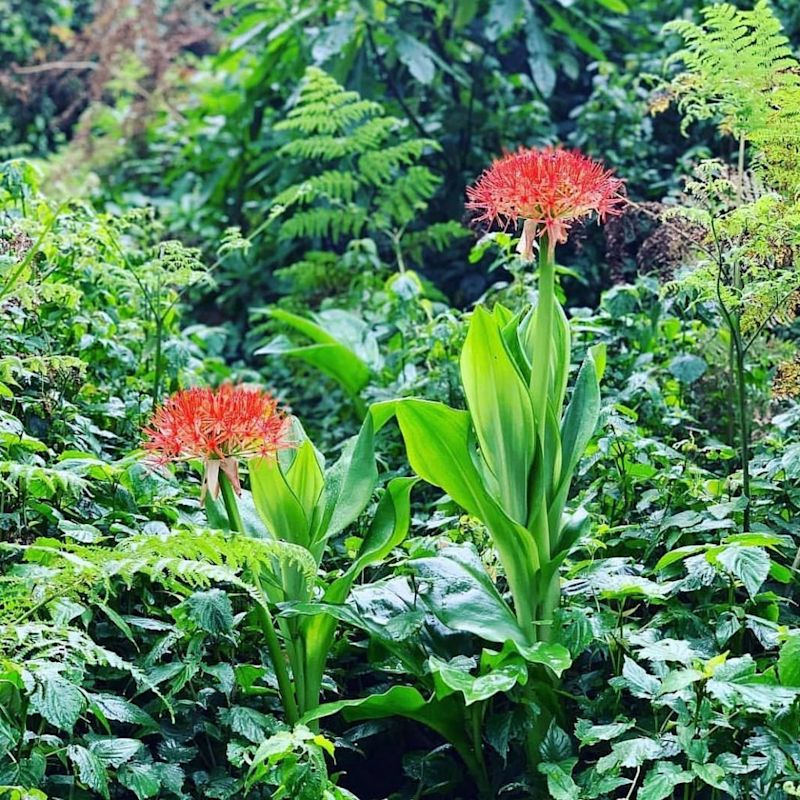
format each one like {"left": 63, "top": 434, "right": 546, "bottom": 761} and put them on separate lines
{"left": 466, "top": 146, "right": 626, "bottom": 259}
{"left": 143, "top": 384, "right": 293, "bottom": 499}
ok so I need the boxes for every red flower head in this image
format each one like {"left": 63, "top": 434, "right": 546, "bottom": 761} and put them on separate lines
{"left": 466, "top": 146, "right": 626, "bottom": 259}
{"left": 143, "top": 384, "right": 293, "bottom": 500}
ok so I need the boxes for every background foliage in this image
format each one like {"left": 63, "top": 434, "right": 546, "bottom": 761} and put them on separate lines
{"left": 3, "top": 1, "right": 800, "bottom": 799}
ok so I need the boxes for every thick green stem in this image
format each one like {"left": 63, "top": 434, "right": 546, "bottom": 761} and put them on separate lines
{"left": 529, "top": 236, "right": 557, "bottom": 641}
{"left": 467, "top": 702, "right": 491, "bottom": 800}
{"left": 218, "top": 471, "right": 300, "bottom": 725}
{"left": 537, "top": 572, "right": 561, "bottom": 644}
{"left": 530, "top": 236, "right": 555, "bottom": 435}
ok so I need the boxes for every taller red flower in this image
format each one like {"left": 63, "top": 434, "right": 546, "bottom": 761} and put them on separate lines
{"left": 466, "top": 146, "right": 626, "bottom": 259}
{"left": 143, "top": 384, "right": 293, "bottom": 500}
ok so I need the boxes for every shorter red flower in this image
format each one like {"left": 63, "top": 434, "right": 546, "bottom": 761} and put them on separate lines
{"left": 143, "top": 384, "right": 293, "bottom": 500}
{"left": 466, "top": 146, "right": 626, "bottom": 259}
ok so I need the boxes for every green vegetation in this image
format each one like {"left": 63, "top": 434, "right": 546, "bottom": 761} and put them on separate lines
{"left": 3, "top": 2, "right": 800, "bottom": 799}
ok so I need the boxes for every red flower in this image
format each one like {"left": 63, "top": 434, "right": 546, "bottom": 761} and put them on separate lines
{"left": 143, "top": 384, "right": 293, "bottom": 499}
{"left": 466, "top": 146, "right": 625, "bottom": 258}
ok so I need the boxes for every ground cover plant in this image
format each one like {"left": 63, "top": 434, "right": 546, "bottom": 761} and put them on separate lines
{"left": 2, "top": 1, "right": 800, "bottom": 799}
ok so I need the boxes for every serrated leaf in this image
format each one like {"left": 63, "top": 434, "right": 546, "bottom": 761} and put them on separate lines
{"left": 222, "top": 706, "right": 280, "bottom": 744}
{"left": 620, "top": 657, "right": 660, "bottom": 698}
{"left": 31, "top": 672, "right": 85, "bottom": 731}
{"left": 67, "top": 745, "right": 109, "bottom": 799}
{"left": 574, "top": 719, "right": 634, "bottom": 746}
{"left": 89, "top": 738, "right": 142, "bottom": 767}
{"left": 90, "top": 694, "right": 156, "bottom": 727}
{"left": 639, "top": 762, "right": 693, "bottom": 800}
{"left": 119, "top": 762, "right": 161, "bottom": 800}
{"left": 715, "top": 546, "right": 770, "bottom": 599}
{"left": 183, "top": 589, "right": 234, "bottom": 635}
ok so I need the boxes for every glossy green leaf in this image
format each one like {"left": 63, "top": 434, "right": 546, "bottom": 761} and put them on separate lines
{"left": 285, "top": 440, "right": 325, "bottom": 521}
{"left": 67, "top": 745, "right": 109, "bottom": 800}
{"left": 302, "top": 685, "right": 471, "bottom": 762}
{"left": 395, "top": 398, "right": 540, "bottom": 632}
{"left": 316, "top": 414, "right": 378, "bottom": 541}
{"left": 249, "top": 456, "right": 310, "bottom": 546}
{"left": 460, "top": 306, "right": 535, "bottom": 524}
{"left": 778, "top": 634, "right": 800, "bottom": 687}
{"left": 409, "top": 545, "right": 526, "bottom": 646}
{"left": 428, "top": 654, "right": 527, "bottom": 704}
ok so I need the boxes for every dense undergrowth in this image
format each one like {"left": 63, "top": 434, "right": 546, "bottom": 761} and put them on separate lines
{"left": 3, "top": 1, "right": 800, "bottom": 799}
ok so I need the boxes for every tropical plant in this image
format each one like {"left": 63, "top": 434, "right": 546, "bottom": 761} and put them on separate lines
{"left": 143, "top": 384, "right": 416, "bottom": 723}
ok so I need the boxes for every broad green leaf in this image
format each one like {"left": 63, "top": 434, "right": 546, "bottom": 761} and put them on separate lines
{"left": 317, "top": 414, "right": 378, "bottom": 540}
{"left": 428, "top": 654, "right": 527, "bottom": 705}
{"left": 538, "top": 761, "right": 579, "bottom": 800}
{"left": 707, "top": 656, "right": 800, "bottom": 712}
{"left": 58, "top": 520, "right": 104, "bottom": 543}
{"left": 183, "top": 589, "right": 234, "bottom": 635}
{"left": 596, "top": 736, "right": 663, "bottom": 772}
{"left": 637, "top": 639, "right": 700, "bottom": 664}
{"left": 779, "top": 634, "right": 800, "bottom": 687}
{"left": 67, "top": 745, "right": 109, "bottom": 800}
{"left": 556, "top": 350, "right": 601, "bottom": 504}
{"left": 258, "top": 306, "right": 373, "bottom": 397}
{"left": 460, "top": 306, "right": 535, "bottom": 524}
{"left": 551, "top": 303, "right": 572, "bottom": 414}
{"left": 639, "top": 762, "right": 693, "bottom": 800}
{"left": 509, "top": 639, "right": 572, "bottom": 676}
{"left": 258, "top": 340, "right": 370, "bottom": 398}
{"left": 539, "top": 721, "right": 573, "bottom": 763}
{"left": 654, "top": 544, "right": 708, "bottom": 572}
{"left": 669, "top": 354, "right": 707, "bottom": 384}
{"left": 250, "top": 456, "right": 310, "bottom": 546}
{"left": 285, "top": 440, "right": 325, "bottom": 521}
{"left": 715, "top": 545, "right": 770, "bottom": 599}
{"left": 658, "top": 669, "right": 704, "bottom": 695}
{"left": 396, "top": 33, "right": 436, "bottom": 84}
{"left": 256, "top": 309, "right": 378, "bottom": 402}
{"left": 118, "top": 762, "right": 161, "bottom": 800}
{"left": 31, "top": 672, "right": 85, "bottom": 731}
{"left": 347, "top": 476, "right": 418, "bottom": 581}
{"left": 574, "top": 719, "right": 635, "bottom": 746}
{"left": 89, "top": 694, "right": 156, "bottom": 728}
{"left": 88, "top": 738, "right": 142, "bottom": 768}
{"left": 525, "top": 5, "right": 556, "bottom": 96}
{"left": 395, "top": 399, "right": 540, "bottom": 630}
{"left": 222, "top": 706, "right": 280, "bottom": 744}
{"left": 409, "top": 545, "right": 525, "bottom": 647}
{"left": 692, "top": 763, "right": 730, "bottom": 791}
{"left": 302, "top": 477, "right": 418, "bottom": 708}
{"left": 302, "top": 686, "right": 471, "bottom": 761}
{"left": 619, "top": 657, "right": 660, "bottom": 699}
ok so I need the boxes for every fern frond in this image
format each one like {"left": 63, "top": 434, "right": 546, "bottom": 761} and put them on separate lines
{"left": 279, "top": 135, "right": 363, "bottom": 161}
{"left": 275, "top": 67, "right": 383, "bottom": 136}
{"left": 664, "top": 0, "right": 800, "bottom": 139}
{"left": 279, "top": 207, "right": 368, "bottom": 242}
{"left": 272, "top": 172, "right": 360, "bottom": 210}
{"left": 376, "top": 167, "right": 440, "bottom": 227}
{"left": 358, "top": 140, "right": 439, "bottom": 185}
